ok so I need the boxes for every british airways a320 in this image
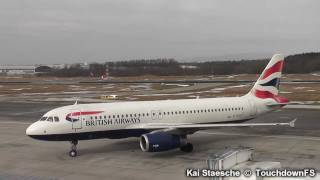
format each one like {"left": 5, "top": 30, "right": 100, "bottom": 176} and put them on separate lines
{"left": 26, "top": 54, "right": 296, "bottom": 157}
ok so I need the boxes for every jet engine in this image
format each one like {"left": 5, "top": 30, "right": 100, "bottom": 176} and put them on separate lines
{"left": 140, "top": 132, "right": 187, "bottom": 152}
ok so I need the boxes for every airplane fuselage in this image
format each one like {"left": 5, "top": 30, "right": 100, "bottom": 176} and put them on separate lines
{"left": 26, "top": 95, "right": 271, "bottom": 141}
{"left": 26, "top": 54, "right": 290, "bottom": 156}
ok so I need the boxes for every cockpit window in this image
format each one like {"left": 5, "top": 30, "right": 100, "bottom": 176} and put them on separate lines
{"left": 47, "top": 117, "right": 53, "bottom": 122}
{"left": 54, "top": 116, "right": 59, "bottom": 122}
{"left": 40, "top": 117, "right": 47, "bottom": 121}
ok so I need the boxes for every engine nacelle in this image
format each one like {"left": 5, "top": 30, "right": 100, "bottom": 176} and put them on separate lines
{"left": 140, "top": 132, "right": 186, "bottom": 152}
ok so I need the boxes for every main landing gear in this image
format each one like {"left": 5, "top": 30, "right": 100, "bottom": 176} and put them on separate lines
{"left": 180, "top": 142, "right": 193, "bottom": 153}
{"left": 69, "top": 140, "right": 78, "bottom": 157}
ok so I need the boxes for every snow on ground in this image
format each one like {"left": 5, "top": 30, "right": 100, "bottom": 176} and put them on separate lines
{"left": 162, "top": 83, "right": 190, "bottom": 87}
{"left": 69, "top": 85, "right": 80, "bottom": 88}
{"left": 102, "top": 85, "right": 115, "bottom": 89}
{"left": 211, "top": 88, "right": 227, "bottom": 91}
{"left": 125, "top": 97, "right": 138, "bottom": 100}
{"left": 307, "top": 89, "right": 316, "bottom": 92}
{"left": 129, "top": 84, "right": 152, "bottom": 90}
{"left": 280, "top": 91, "right": 292, "bottom": 94}
{"left": 135, "top": 92, "right": 194, "bottom": 97}
{"left": 228, "top": 84, "right": 248, "bottom": 88}
{"left": 294, "top": 87, "right": 307, "bottom": 90}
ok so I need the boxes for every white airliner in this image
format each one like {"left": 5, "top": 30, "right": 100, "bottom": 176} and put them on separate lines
{"left": 26, "top": 54, "right": 295, "bottom": 157}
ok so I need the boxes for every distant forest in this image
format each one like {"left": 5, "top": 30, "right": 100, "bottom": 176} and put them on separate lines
{"left": 36, "top": 52, "right": 320, "bottom": 77}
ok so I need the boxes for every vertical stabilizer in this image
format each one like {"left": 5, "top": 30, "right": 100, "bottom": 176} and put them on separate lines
{"left": 248, "top": 54, "right": 288, "bottom": 104}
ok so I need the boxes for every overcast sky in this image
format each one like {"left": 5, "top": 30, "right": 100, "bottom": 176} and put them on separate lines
{"left": 0, "top": 0, "right": 319, "bottom": 65}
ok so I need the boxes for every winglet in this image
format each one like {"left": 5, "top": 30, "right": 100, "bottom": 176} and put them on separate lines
{"left": 289, "top": 118, "right": 297, "bottom": 128}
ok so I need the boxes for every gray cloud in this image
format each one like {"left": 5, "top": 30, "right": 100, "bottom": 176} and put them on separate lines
{"left": 0, "top": 0, "right": 319, "bottom": 64}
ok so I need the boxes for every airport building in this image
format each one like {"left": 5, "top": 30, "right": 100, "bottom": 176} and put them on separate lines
{"left": 0, "top": 65, "right": 36, "bottom": 75}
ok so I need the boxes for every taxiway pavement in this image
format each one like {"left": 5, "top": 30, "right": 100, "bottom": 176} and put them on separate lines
{"left": 0, "top": 101, "right": 319, "bottom": 180}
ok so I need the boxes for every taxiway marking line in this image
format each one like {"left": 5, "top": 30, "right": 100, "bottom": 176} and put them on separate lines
{"left": 198, "top": 131, "right": 320, "bottom": 141}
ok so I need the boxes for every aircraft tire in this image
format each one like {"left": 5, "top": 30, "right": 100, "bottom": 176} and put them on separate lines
{"left": 180, "top": 143, "right": 193, "bottom": 153}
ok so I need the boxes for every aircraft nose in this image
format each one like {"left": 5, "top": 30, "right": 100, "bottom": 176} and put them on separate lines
{"left": 26, "top": 123, "right": 38, "bottom": 136}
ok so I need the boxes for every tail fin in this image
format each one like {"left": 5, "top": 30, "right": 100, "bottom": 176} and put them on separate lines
{"left": 248, "top": 54, "right": 288, "bottom": 103}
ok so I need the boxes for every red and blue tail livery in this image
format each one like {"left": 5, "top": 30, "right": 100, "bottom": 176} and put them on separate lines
{"left": 250, "top": 54, "right": 288, "bottom": 104}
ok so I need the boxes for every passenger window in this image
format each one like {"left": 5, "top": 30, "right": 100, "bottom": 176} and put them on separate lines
{"left": 47, "top": 117, "right": 53, "bottom": 122}
{"left": 54, "top": 116, "right": 59, "bottom": 122}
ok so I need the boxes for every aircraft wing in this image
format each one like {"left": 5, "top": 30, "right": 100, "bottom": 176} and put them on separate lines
{"left": 126, "top": 119, "right": 297, "bottom": 134}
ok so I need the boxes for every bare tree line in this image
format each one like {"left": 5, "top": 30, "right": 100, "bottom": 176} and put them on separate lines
{"left": 36, "top": 52, "right": 320, "bottom": 77}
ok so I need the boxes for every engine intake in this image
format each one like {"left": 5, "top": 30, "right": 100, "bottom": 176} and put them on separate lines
{"left": 140, "top": 132, "right": 186, "bottom": 152}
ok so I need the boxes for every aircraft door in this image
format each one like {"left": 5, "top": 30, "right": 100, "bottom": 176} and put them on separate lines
{"left": 151, "top": 110, "right": 157, "bottom": 120}
{"left": 70, "top": 110, "right": 83, "bottom": 130}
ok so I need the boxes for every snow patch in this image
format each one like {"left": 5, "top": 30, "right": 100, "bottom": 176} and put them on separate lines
{"left": 162, "top": 83, "right": 190, "bottom": 87}
{"left": 280, "top": 91, "right": 292, "bottom": 94}
{"left": 11, "top": 88, "right": 23, "bottom": 91}
{"left": 294, "top": 87, "right": 306, "bottom": 90}
{"left": 311, "top": 73, "right": 320, "bottom": 76}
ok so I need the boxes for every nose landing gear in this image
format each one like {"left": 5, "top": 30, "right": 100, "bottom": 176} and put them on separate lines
{"left": 69, "top": 140, "right": 78, "bottom": 157}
